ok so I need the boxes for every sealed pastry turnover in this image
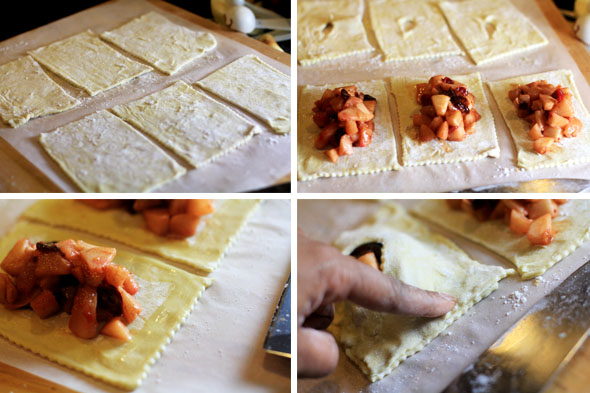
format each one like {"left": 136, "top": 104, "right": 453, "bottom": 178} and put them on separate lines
{"left": 39, "top": 110, "right": 186, "bottom": 193}
{"left": 391, "top": 72, "right": 499, "bottom": 166}
{"left": 0, "top": 221, "right": 212, "bottom": 390}
{"left": 0, "top": 56, "right": 79, "bottom": 127}
{"left": 111, "top": 81, "right": 260, "bottom": 169}
{"left": 22, "top": 199, "right": 260, "bottom": 275}
{"left": 297, "top": 0, "right": 373, "bottom": 65}
{"left": 439, "top": 0, "right": 547, "bottom": 65}
{"left": 413, "top": 199, "right": 590, "bottom": 279}
{"left": 488, "top": 69, "right": 590, "bottom": 169}
{"left": 368, "top": 0, "right": 462, "bottom": 62}
{"left": 29, "top": 30, "right": 152, "bottom": 96}
{"left": 332, "top": 203, "right": 514, "bottom": 382}
{"left": 101, "top": 12, "right": 217, "bottom": 75}
{"left": 298, "top": 79, "right": 399, "bottom": 180}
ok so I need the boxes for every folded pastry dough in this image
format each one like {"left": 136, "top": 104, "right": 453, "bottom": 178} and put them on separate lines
{"left": 298, "top": 0, "right": 374, "bottom": 66}
{"left": 111, "top": 81, "right": 260, "bottom": 168}
{"left": 39, "top": 110, "right": 186, "bottom": 193}
{"left": 29, "top": 30, "right": 152, "bottom": 96}
{"left": 439, "top": 0, "right": 547, "bottom": 65}
{"left": 332, "top": 203, "right": 514, "bottom": 382}
{"left": 488, "top": 70, "right": 590, "bottom": 169}
{"left": 413, "top": 200, "right": 590, "bottom": 279}
{"left": 297, "top": 79, "right": 399, "bottom": 181}
{"left": 0, "top": 221, "right": 213, "bottom": 390}
{"left": 391, "top": 72, "right": 500, "bottom": 167}
{"left": 101, "top": 12, "right": 217, "bottom": 75}
{"left": 196, "top": 55, "right": 290, "bottom": 134}
{"left": 368, "top": 0, "right": 462, "bottom": 62}
{"left": 0, "top": 56, "right": 79, "bottom": 127}
{"left": 22, "top": 199, "right": 260, "bottom": 275}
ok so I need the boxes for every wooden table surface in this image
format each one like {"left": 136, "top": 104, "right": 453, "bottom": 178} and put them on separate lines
{"left": 0, "top": 0, "right": 290, "bottom": 193}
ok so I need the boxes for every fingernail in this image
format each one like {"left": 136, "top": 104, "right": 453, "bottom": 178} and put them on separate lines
{"left": 439, "top": 293, "right": 456, "bottom": 303}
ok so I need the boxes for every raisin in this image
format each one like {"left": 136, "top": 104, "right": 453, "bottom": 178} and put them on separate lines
{"left": 341, "top": 89, "right": 351, "bottom": 100}
{"left": 455, "top": 86, "right": 467, "bottom": 96}
{"left": 420, "top": 94, "right": 432, "bottom": 106}
{"left": 442, "top": 77, "right": 455, "bottom": 84}
{"left": 36, "top": 242, "right": 60, "bottom": 254}
{"left": 518, "top": 102, "right": 529, "bottom": 110}
{"left": 451, "top": 95, "right": 470, "bottom": 113}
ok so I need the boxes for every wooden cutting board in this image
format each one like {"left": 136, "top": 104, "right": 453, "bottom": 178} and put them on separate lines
{"left": 0, "top": 0, "right": 290, "bottom": 193}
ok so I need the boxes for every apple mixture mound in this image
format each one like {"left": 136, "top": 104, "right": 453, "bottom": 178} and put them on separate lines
{"left": 312, "top": 85, "right": 377, "bottom": 163}
{"left": 508, "top": 81, "right": 582, "bottom": 154}
{"left": 414, "top": 75, "right": 481, "bottom": 142}
{"left": 0, "top": 239, "right": 140, "bottom": 341}
{"left": 448, "top": 199, "right": 566, "bottom": 246}
{"left": 81, "top": 199, "right": 215, "bottom": 238}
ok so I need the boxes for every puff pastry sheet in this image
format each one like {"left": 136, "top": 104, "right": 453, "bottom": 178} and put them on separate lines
{"left": 101, "top": 12, "right": 216, "bottom": 75}
{"left": 196, "top": 55, "right": 290, "bottom": 134}
{"left": 391, "top": 72, "right": 500, "bottom": 167}
{"left": 298, "top": 79, "right": 399, "bottom": 181}
{"left": 22, "top": 199, "right": 260, "bottom": 275}
{"left": 39, "top": 110, "right": 186, "bottom": 193}
{"left": 0, "top": 56, "right": 79, "bottom": 127}
{"left": 439, "top": 0, "right": 548, "bottom": 65}
{"left": 297, "top": 0, "right": 373, "bottom": 66}
{"left": 0, "top": 221, "right": 213, "bottom": 391}
{"left": 333, "top": 203, "right": 514, "bottom": 382}
{"left": 111, "top": 81, "right": 260, "bottom": 168}
{"left": 488, "top": 69, "right": 590, "bottom": 170}
{"left": 368, "top": 0, "right": 462, "bottom": 62}
{"left": 413, "top": 200, "right": 590, "bottom": 279}
{"left": 29, "top": 30, "right": 152, "bottom": 96}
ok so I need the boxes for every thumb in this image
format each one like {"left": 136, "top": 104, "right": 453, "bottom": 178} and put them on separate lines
{"left": 297, "top": 327, "right": 340, "bottom": 378}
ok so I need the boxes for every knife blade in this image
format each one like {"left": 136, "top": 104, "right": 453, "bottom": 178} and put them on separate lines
{"left": 444, "top": 261, "right": 590, "bottom": 393}
{"left": 456, "top": 179, "right": 590, "bottom": 193}
{"left": 263, "top": 275, "right": 291, "bottom": 358}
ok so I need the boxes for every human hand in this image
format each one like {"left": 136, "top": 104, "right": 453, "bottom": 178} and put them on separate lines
{"left": 297, "top": 229, "right": 456, "bottom": 378}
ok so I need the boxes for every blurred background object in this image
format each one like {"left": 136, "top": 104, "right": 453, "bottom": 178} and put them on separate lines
{"left": 0, "top": 1, "right": 290, "bottom": 53}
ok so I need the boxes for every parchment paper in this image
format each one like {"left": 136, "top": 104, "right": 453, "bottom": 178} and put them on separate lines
{"left": 297, "top": 0, "right": 590, "bottom": 193}
{"left": 297, "top": 199, "right": 590, "bottom": 393}
{"left": 0, "top": 199, "right": 291, "bottom": 393}
{"left": 0, "top": 0, "right": 290, "bottom": 193}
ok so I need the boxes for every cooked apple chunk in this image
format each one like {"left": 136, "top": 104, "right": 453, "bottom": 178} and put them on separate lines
{"left": 414, "top": 76, "right": 480, "bottom": 143}
{"left": 448, "top": 199, "right": 562, "bottom": 246}
{"left": 508, "top": 81, "right": 582, "bottom": 154}
{"left": 311, "top": 86, "right": 377, "bottom": 162}
{"left": 81, "top": 199, "right": 214, "bottom": 238}
{"left": 0, "top": 239, "right": 141, "bottom": 341}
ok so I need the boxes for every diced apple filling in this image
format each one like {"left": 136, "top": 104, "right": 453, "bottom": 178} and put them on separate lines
{"left": 508, "top": 81, "right": 582, "bottom": 155}
{"left": 414, "top": 75, "right": 480, "bottom": 143}
{"left": 448, "top": 199, "right": 562, "bottom": 246}
{"left": 0, "top": 239, "right": 141, "bottom": 341}
{"left": 311, "top": 85, "right": 377, "bottom": 163}
{"left": 80, "top": 199, "right": 214, "bottom": 238}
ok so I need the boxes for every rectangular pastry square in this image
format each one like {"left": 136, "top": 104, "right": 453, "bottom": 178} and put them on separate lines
{"left": 0, "top": 221, "right": 213, "bottom": 391}
{"left": 39, "top": 110, "right": 186, "bottom": 193}
{"left": 488, "top": 69, "right": 590, "bottom": 169}
{"left": 111, "top": 81, "right": 260, "bottom": 168}
{"left": 368, "top": 0, "right": 462, "bottom": 62}
{"left": 29, "top": 30, "right": 152, "bottom": 96}
{"left": 332, "top": 203, "right": 514, "bottom": 382}
{"left": 196, "top": 55, "right": 290, "bottom": 134}
{"left": 298, "top": 0, "right": 374, "bottom": 66}
{"left": 413, "top": 199, "right": 590, "bottom": 279}
{"left": 0, "top": 56, "right": 79, "bottom": 127}
{"left": 101, "top": 12, "right": 217, "bottom": 75}
{"left": 22, "top": 199, "right": 260, "bottom": 275}
{"left": 391, "top": 72, "right": 499, "bottom": 167}
{"left": 439, "top": 0, "right": 547, "bottom": 65}
{"left": 297, "top": 79, "right": 399, "bottom": 181}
